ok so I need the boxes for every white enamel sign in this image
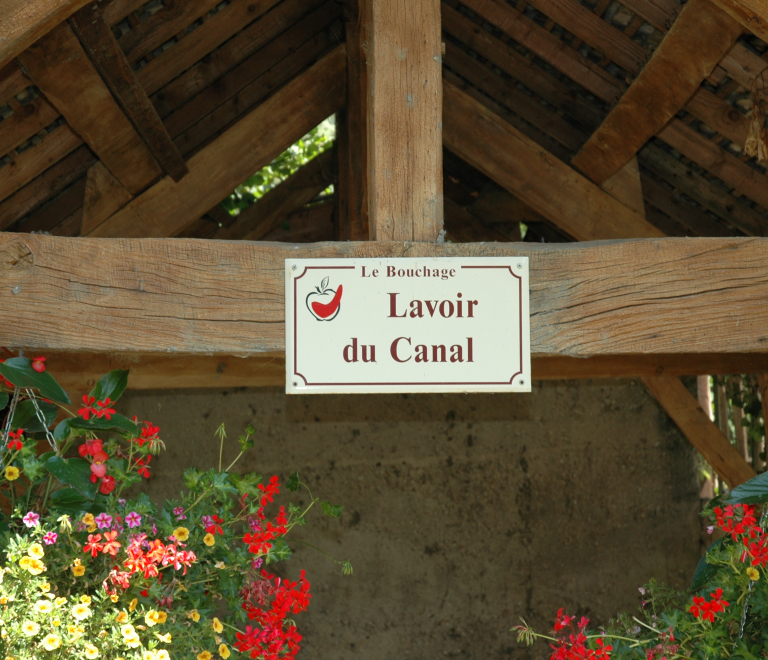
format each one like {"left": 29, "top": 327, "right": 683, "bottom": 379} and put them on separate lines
{"left": 285, "top": 257, "right": 530, "bottom": 394}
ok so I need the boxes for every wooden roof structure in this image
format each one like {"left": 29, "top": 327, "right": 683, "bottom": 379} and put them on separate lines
{"left": 2, "top": 0, "right": 768, "bottom": 487}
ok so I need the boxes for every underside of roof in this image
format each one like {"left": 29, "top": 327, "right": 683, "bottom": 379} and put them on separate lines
{"left": 1, "top": 0, "right": 767, "bottom": 243}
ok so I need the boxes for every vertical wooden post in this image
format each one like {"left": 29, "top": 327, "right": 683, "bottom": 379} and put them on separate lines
{"left": 365, "top": 0, "right": 443, "bottom": 241}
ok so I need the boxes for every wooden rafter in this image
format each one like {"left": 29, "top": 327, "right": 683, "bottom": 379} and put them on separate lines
{"left": 87, "top": 46, "right": 346, "bottom": 238}
{"left": 17, "top": 22, "right": 163, "bottom": 195}
{"left": 2, "top": 234, "right": 768, "bottom": 356}
{"left": 709, "top": 0, "right": 768, "bottom": 46}
{"left": 68, "top": 3, "right": 189, "bottom": 182}
{"left": 570, "top": 0, "right": 743, "bottom": 186}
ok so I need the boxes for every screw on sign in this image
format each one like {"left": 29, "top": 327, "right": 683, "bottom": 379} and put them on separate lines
{"left": 306, "top": 277, "right": 343, "bottom": 321}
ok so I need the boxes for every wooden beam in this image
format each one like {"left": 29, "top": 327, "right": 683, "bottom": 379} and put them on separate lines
{"left": 365, "top": 0, "right": 443, "bottom": 241}
{"left": 709, "top": 0, "right": 768, "bottom": 47}
{"left": 643, "top": 376, "right": 756, "bottom": 488}
{"left": 3, "top": 234, "right": 768, "bottom": 356}
{"left": 37, "top": 352, "right": 768, "bottom": 395}
{"left": 600, "top": 157, "right": 645, "bottom": 217}
{"left": 442, "top": 80, "right": 663, "bottom": 241}
{"left": 570, "top": 0, "right": 743, "bottom": 185}
{"left": 0, "top": 95, "right": 59, "bottom": 159}
{"left": 88, "top": 46, "right": 346, "bottom": 239}
{"left": 261, "top": 202, "right": 335, "bottom": 243}
{"left": 0, "top": 0, "right": 91, "bottom": 71}
{"left": 68, "top": 4, "right": 189, "bottom": 182}
{"left": 80, "top": 162, "right": 133, "bottom": 236}
{"left": 17, "top": 22, "right": 163, "bottom": 195}
{"left": 211, "top": 149, "right": 335, "bottom": 241}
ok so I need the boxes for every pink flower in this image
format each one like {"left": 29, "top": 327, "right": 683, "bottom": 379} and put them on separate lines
{"left": 125, "top": 512, "right": 142, "bottom": 528}
{"left": 173, "top": 506, "right": 186, "bottom": 521}
{"left": 707, "top": 526, "right": 714, "bottom": 535}
{"left": 201, "top": 515, "right": 213, "bottom": 528}
{"left": 43, "top": 531, "right": 57, "bottom": 545}
{"left": 22, "top": 512, "right": 40, "bottom": 528}
{"left": 95, "top": 513, "right": 113, "bottom": 529}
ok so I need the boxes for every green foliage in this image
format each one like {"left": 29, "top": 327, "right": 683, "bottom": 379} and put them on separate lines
{"left": 9, "top": 400, "right": 57, "bottom": 433}
{"left": 0, "top": 357, "right": 70, "bottom": 404}
{"left": 89, "top": 369, "right": 130, "bottom": 403}
{"left": 320, "top": 501, "right": 343, "bottom": 518}
{"left": 221, "top": 118, "right": 335, "bottom": 216}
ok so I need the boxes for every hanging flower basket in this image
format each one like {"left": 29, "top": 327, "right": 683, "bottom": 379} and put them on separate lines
{"left": 0, "top": 355, "right": 350, "bottom": 660}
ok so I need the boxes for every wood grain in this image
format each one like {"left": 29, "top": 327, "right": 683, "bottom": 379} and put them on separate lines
{"left": 0, "top": 95, "right": 59, "bottom": 159}
{"left": 80, "top": 162, "right": 133, "bottom": 236}
{"left": 88, "top": 46, "right": 346, "bottom": 238}
{"left": 685, "top": 88, "right": 749, "bottom": 149}
{"left": 3, "top": 234, "right": 768, "bottom": 357}
{"left": 443, "top": 81, "right": 663, "bottom": 241}
{"left": 644, "top": 376, "right": 756, "bottom": 488}
{"left": 0, "top": 0, "right": 91, "bottom": 71}
{"left": 600, "top": 157, "right": 645, "bottom": 217}
{"left": 710, "top": 0, "right": 768, "bottom": 47}
{"left": 571, "top": 0, "right": 743, "bottom": 185}
{"left": 365, "top": 0, "right": 443, "bottom": 241}
{"left": 69, "top": 4, "right": 189, "bottom": 182}
{"left": 17, "top": 22, "right": 163, "bottom": 195}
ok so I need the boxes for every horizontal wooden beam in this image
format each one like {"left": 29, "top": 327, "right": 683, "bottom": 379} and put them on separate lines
{"left": 709, "top": 0, "right": 768, "bottom": 46}
{"left": 38, "top": 352, "right": 768, "bottom": 394}
{"left": 2, "top": 234, "right": 768, "bottom": 357}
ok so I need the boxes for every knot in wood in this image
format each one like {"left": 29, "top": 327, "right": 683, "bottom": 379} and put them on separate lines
{"left": 0, "top": 240, "right": 34, "bottom": 274}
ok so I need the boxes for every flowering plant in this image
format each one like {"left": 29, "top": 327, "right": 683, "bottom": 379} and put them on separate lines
{"left": 514, "top": 473, "right": 768, "bottom": 660}
{"left": 0, "top": 355, "right": 350, "bottom": 660}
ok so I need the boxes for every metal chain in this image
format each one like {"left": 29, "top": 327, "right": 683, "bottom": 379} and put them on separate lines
{"left": 24, "top": 388, "right": 57, "bottom": 451}
{"left": 0, "top": 387, "right": 21, "bottom": 453}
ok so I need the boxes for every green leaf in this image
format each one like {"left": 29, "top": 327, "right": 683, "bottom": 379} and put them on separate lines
{"left": 0, "top": 392, "right": 8, "bottom": 410}
{"left": 692, "top": 537, "right": 726, "bottom": 590}
{"left": 320, "top": 501, "right": 343, "bottom": 517}
{"left": 45, "top": 456, "right": 98, "bottom": 500}
{"left": 9, "top": 400, "right": 57, "bottom": 433}
{"left": 0, "top": 358, "right": 70, "bottom": 404}
{"left": 89, "top": 370, "right": 129, "bottom": 404}
{"left": 286, "top": 472, "right": 300, "bottom": 493}
{"left": 724, "top": 471, "right": 768, "bottom": 504}
{"left": 265, "top": 538, "right": 292, "bottom": 564}
{"left": 66, "top": 413, "right": 138, "bottom": 436}
{"left": 48, "top": 489, "right": 90, "bottom": 516}
{"left": 229, "top": 472, "right": 262, "bottom": 497}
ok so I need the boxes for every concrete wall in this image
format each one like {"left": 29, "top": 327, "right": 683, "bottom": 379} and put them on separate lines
{"left": 121, "top": 379, "right": 702, "bottom": 659}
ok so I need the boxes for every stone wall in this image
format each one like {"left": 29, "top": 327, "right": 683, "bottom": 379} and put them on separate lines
{"left": 121, "top": 379, "right": 702, "bottom": 659}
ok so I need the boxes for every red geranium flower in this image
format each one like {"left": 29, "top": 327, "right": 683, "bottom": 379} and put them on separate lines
{"left": 31, "top": 356, "right": 46, "bottom": 373}
{"left": 99, "top": 475, "right": 116, "bottom": 495}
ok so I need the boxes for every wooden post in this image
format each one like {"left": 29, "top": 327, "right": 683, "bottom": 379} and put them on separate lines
{"left": 365, "top": 0, "right": 443, "bottom": 241}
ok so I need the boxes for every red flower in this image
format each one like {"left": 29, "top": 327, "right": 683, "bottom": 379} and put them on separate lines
{"left": 84, "top": 534, "right": 104, "bottom": 557}
{"left": 101, "top": 530, "right": 121, "bottom": 556}
{"left": 7, "top": 429, "right": 23, "bottom": 452}
{"left": 258, "top": 475, "right": 281, "bottom": 506}
{"left": 689, "top": 588, "right": 729, "bottom": 623}
{"left": 99, "top": 475, "right": 116, "bottom": 495}
{"left": 78, "top": 438, "right": 103, "bottom": 457}
{"left": 134, "top": 455, "right": 152, "bottom": 479}
{"left": 95, "top": 398, "right": 116, "bottom": 420}
{"left": 31, "top": 356, "right": 46, "bottom": 373}
{"left": 78, "top": 395, "right": 97, "bottom": 420}
{"left": 206, "top": 515, "right": 224, "bottom": 536}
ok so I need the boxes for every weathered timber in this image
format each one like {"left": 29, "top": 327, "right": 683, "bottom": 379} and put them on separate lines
{"left": 0, "top": 146, "right": 95, "bottom": 231}
{"left": 443, "top": 81, "right": 663, "bottom": 241}
{"left": 0, "top": 125, "right": 82, "bottom": 205}
{"left": 261, "top": 202, "right": 335, "bottom": 243}
{"left": 458, "top": 0, "right": 623, "bottom": 104}
{"left": 720, "top": 43, "right": 767, "bottom": 90}
{"left": 80, "top": 163, "right": 134, "bottom": 236}
{"left": 443, "top": 197, "right": 520, "bottom": 242}
{"left": 0, "top": 61, "right": 29, "bottom": 108}
{"left": 685, "top": 88, "right": 748, "bottom": 149}
{"left": 600, "top": 157, "right": 645, "bottom": 217}
{"left": 17, "top": 22, "right": 163, "bottom": 195}
{"left": 618, "top": 0, "right": 679, "bottom": 31}
{"left": 643, "top": 376, "right": 757, "bottom": 488}
{"left": 0, "top": 96, "right": 59, "bottom": 159}
{"left": 709, "top": 0, "right": 768, "bottom": 46}
{"left": 570, "top": 0, "right": 743, "bottom": 185}
{"left": 153, "top": 0, "right": 329, "bottom": 119}
{"left": 69, "top": 5, "right": 188, "bottom": 182}
{"left": 639, "top": 143, "right": 768, "bottom": 236}
{"left": 212, "top": 149, "right": 335, "bottom": 240}
{"left": 0, "top": 0, "right": 91, "bottom": 71}
{"left": 525, "top": 0, "right": 647, "bottom": 74}
{"left": 366, "top": 0, "right": 443, "bottom": 241}
{"left": 2, "top": 235, "right": 768, "bottom": 356}
{"left": 88, "top": 46, "right": 346, "bottom": 238}
{"left": 15, "top": 178, "right": 86, "bottom": 235}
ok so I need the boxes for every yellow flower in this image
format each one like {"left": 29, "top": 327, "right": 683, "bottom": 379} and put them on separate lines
{"left": 145, "top": 610, "right": 160, "bottom": 627}
{"left": 25, "top": 559, "right": 45, "bottom": 575}
{"left": 215, "top": 561, "right": 226, "bottom": 569}
{"left": 84, "top": 643, "right": 100, "bottom": 659}
{"left": 44, "top": 592, "right": 56, "bottom": 600}
{"left": 4, "top": 466, "right": 19, "bottom": 481}
{"left": 34, "top": 599, "right": 53, "bottom": 613}
{"left": 143, "top": 653, "right": 156, "bottom": 660}
{"left": 82, "top": 513, "right": 95, "bottom": 526}
{"left": 0, "top": 597, "right": 6, "bottom": 604}
{"left": 197, "top": 652, "right": 213, "bottom": 660}
{"left": 21, "top": 621, "right": 39, "bottom": 637}
{"left": 110, "top": 594, "right": 119, "bottom": 603}
{"left": 18, "top": 557, "right": 31, "bottom": 569}
{"left": 747, "top": 566, "right": 760, "bottom": 581}
{"left": 156, "top": 652, "right": 170, "bottom": 660}
{"left": 203, "top": 533, "right": 215, "bottom": 546}
{"left": 212, "top": 617, "right": 223, "bottom": 634}
{"left": 80, "top": 595, "right": 92, "bottom": 605}
{"left": 173, "top": 527, "right": 190, "bottom": 541}
{"left": 27, "top": 544, "right": 44, "bottom": 560}
{"left": 155, "top": 611, "right": 167, "bottom": 624}
{"left": 55, "top": 597, "right": 67, "bottom": 606}
{"left": 129, "top": 598, "right": 138, "bottom": 612}
{"left": 124, "top": 634, "right": 141, "bottom": 649}
{"left": 155, "top": 632, "right": 172, "bottom": 643}
{"left": 71, "top": 603, "right": 92, "bottom": 620}
{"left": 67, "top": 625, "right": 78, "bottom": 634}
{"left": 120, "top": 624, "right": 136, "bottom": 638}
{"left": 52, "top": 619, "right": 61, "bottom": 627}
{"left": 117, "top": 611, "right": 129, "bottom": 623}
{"left": 41, "top": 634, "right": 61, "bottom": 651}
{"left": 72, "top": 564, "right": 85, "bottom": 577}
{"left": 219, "top": 644, "right": 231, "bottom": 659}
{"left": 40, "top": 582, "right": 51, "bottom": 592}
{"left": 187, "top": 609, "right": 200, "bottom": 622}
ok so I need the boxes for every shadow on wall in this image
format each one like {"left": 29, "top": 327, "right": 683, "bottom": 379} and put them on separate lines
{"left": 120, "top": 380, "right": 701, "bottom": 660}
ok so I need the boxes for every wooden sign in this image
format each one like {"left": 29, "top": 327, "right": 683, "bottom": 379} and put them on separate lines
{"left": 285, "top": 257, "right": 530, "bottom": 394}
